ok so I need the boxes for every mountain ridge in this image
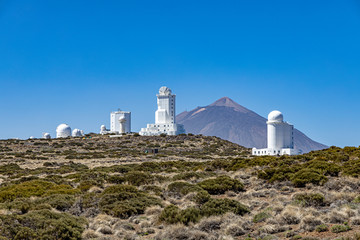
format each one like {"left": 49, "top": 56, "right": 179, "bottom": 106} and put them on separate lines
{"left": 176, "top": 97, "right": 327, "bottom": 153}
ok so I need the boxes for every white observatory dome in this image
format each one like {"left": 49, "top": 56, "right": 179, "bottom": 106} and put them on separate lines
{"left": 268, "top": 110, "right": 283, "bottom": 122}
{"left": 100, "top": 125, "right": 106, "bottom": 131}
{"left": 159, "top": 86, "right": 172, "bottom": 96}
{"left": 43, "top": 133, "right": 51, "bottom": 139}
{"left": 56, "top": 124, "right": 71, "bottom": 138}
{"left": 72, "top": 129, "right": 83, "bottom": 137}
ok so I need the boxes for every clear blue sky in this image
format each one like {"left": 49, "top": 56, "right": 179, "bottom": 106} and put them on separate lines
{"left": 0, "top": 0, "right": 359, "bottom": 147}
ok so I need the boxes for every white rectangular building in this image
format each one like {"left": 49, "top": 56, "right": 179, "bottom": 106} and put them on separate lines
{"left": 110, "top": 111, "right": 131, "bottom": 134}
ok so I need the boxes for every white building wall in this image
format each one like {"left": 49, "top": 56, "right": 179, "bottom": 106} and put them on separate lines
{"left": 155, "top": 94, "right": 175, "bottom": 124}
{"left": 283, "top": 124, "right": 294, "bottom": 148}
{"left": 110, "top": 111, "right": 131, "bottom": 133}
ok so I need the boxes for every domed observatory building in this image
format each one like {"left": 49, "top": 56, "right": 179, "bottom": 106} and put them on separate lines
{"left": 56, "top": 124, "right": 71, "bottom": 138}
{"left": 43, "top": 133, "right": 51, "bottom": 139}
{"left": 252, "top": 111, "right": 302, "bottom": 156}
{"left": 139, "top": 86, "right": 185, "bottom": 136}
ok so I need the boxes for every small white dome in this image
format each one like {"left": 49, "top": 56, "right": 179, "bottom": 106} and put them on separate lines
{"left": 72, "top": 129, "right": 83, "bottom": 137}
{"left": 43, "top": 133, "right": 51, "bottom": 139}
{"left": 268, "top": 110, "right": 283, "bottom": 122}
{"left": 56, "top": 124, "right": 71, "bottom": 138}
{"left": 159, "top": 86, "right": 172, "bottom": 95}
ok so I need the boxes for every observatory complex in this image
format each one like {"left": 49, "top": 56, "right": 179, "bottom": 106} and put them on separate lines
{"left": 139, "top": 86, "right": 185, "bottom": 136}
{"left": 252, "top": 110, "right": 302, "bottom": 156}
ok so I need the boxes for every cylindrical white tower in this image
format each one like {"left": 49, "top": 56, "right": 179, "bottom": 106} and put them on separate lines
{"left": 100, "top": 125, "right": 106, "bottom": 134}
{"left": 118, "top": 116, "right": 126, "bottom": 134}
{"left": 56, "top": 124, "right": 71, "bottom": 138}
{"left": 267, "top": 110, "right": 284, "bottom": 149}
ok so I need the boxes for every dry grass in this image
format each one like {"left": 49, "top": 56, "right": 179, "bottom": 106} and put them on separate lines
{"left": 3, "top": 136, "right": 360, "bottom": 239}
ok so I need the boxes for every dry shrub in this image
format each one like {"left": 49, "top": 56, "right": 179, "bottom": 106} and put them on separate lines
{"left": 350, "top": 217, "right": 360, "bottom": 225}
{"left": 225, "top": 224, "right": 246, "bottom": 237}
{"left": 300, "top": 215, "right": 323, "bottom": 232}
{"left": 326, "top": 191, "right": 357, "bottom": 203}
{"left": 82, "top": 229, "right": 99, "bottom": 239}
{"left": 140, "top": 221, "right": 151, "bottom": 228}
{"left": 112, "top": 221, "right": 135, "bottom": 231}
{"left": 123, "top": 233, "right": 138, "bottom": 240}
{"left": 326, "top": 209, "right": 348, "bottom": 224}
{"left": 145, "top": 205, "right": 162, "bottom": 216}
{"left": 197, "top": 216, "right": 222, "bottom": 232}
{"left": 88, "top": 186, "right": 103, "bottom": 193}
{"left": 280, "top": 206, "right": 302, "bottom": 225}
{"left": 341, "top": 206, "right": 356, "bottom": 218}
{"left": 97, "top": 225, "right": 113, "bottom": 235}
{"left": 90, "top": 214, "right": 116, "bottom": 230}
{"left": 259, "top": 224, "right": 278, "bottom": 234}
{"left": 272, "top": 204, "right": 284, "bottom": 215}
{"left": 154, "top": 225, "right": 216, "bottom": 240}
{"left": 303, "top": 207, "right": 321, "bottom": 218}
{"left": 324, "top": 178, "right": 359, "bottom": 192}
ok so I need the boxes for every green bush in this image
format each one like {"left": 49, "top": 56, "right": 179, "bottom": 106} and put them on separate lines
{"left": 99, "top": 185, "right": 161, "bottom": 218}
{"left": 330, "top": 224, "right": 351, "bottom": 233}
{"left": 159, "top": 198, "right": 249, "bottom": 225}
{"left": 201, "top": 198, "right": 249, "bottom": 217}
{"left": 343, "top": 160, "right": 360, "bottom": 177}
{"left": 0, "top": 180, "right": 79, "bottom": 202}
{"left": 172, "top": 171, "right": 213, "bottom": 181}
{"left": 353, "top": 195, "right": 360, "bottom": 203}
{"left": 142, "top": 185, "right": 163, "bottom": 196}
{"left": 198, "top": 176, "right": 244, "bottom": 195}
{"left": 78, "top": 180, "right": 97, "bottom": 192}
{"left": 167, "top": 181, "right": 202, "bottom": 197}
{"left": 41, "top": 194, "right": 76, "bottom": 211}
{"left": 107, "top": 175, "right": 125, "bottom": 184}
{"left": 124, "top": 171, "right": 154, "bottom": 186}
{"left": 0, "top": 210, "right": 86, "bottom": 240}
{"left": 290, "top": 169, "right": 327, "bottom": 187}
{"left": 305, "top": 160, "right": 341, "bottom": 177}
{"left": 0, "top": 163, "right": 23, "bottom": 176}
{"left": 293, "top": 193, "right": 325, "bottom": 207}
{"left": 159, "top": 205, "right": 181, "bottom": 224}
{"left": 158, "top": 205, "right": 201, "bottom": 225}
{"left": 315, "top": 224, "right": 328, "bottom": 232}
{"left": 193, "top": 190, "right": 211, "bottom": 204}
{"left": 253, "top": 211, "right": 271, "bottom": 223}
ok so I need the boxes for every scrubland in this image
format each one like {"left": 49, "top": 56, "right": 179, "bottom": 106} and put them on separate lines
{"left": 0, "top": 134, "right": 360, "bottom": 239}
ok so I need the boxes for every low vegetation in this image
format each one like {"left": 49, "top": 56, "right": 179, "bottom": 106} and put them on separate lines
{"left": 1, "top": 135, "right": 360, "bottom": 239}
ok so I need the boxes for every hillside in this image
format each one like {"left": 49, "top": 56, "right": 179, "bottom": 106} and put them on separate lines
{"left": 0, "top": 135, "right": 360, "bottom": 240}
{"left": 177, "top": 97, "right": 327, "bottom": 153}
